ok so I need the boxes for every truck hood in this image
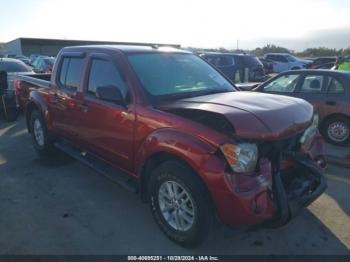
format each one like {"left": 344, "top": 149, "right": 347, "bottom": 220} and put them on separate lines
{"left": 160, "top": 92, "right": 314, "bottom": 140}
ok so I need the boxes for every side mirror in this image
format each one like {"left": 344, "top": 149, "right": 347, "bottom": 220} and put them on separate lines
{"left": 96, "top": 85, "right": 124, "bottom": 105}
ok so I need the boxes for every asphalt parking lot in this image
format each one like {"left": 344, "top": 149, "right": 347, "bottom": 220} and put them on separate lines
{"left": 0, "top": 116, "right": 349, "bottom": 255}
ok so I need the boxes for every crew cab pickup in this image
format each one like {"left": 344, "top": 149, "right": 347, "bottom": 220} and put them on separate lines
{"left": 21, "top": 45, "right": 327, "bottom": 248}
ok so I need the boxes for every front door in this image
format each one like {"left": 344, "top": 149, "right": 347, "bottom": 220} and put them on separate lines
{"left": 293, "top": 73, "right": 326, "bottom": 116}
{"left": 73, "top": 54, "right": 135, "bottom": 171}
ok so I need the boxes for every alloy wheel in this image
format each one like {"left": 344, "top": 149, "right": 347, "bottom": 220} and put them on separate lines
{"left": 158, "top": 181, "right": 195, "bottom": 232}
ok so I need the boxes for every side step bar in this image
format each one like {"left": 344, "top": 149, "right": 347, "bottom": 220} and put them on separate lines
{"left": 54, "top": 141, "right": 138, "bottom": 193}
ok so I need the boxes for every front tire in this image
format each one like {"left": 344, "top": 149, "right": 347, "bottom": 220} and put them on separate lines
{"left": 149, "top": 160, "right": 214, "bottom": 248}
{"left": 322, "top": 116, "right": 350, "bottom": 146}
{"left": 30, "top": 110, "right": 55, "bottom": 155}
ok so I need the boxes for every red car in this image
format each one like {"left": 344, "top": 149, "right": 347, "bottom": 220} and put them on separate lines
{"left": 17, "top": 45, "right": 326, "bottom": 247}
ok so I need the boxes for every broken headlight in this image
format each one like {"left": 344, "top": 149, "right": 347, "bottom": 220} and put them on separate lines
{"left": 300, "top": 114, "right": 319, "bottom": 144}
{"left": 220, "top": 143, "right": 258, "bottom": 173}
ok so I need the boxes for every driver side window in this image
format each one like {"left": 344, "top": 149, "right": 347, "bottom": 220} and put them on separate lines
{"left": 88, "top": 59, "right": 129, "bottom": 102}
{"left": 263, "top": 74, "right": 299, "bottom": 93}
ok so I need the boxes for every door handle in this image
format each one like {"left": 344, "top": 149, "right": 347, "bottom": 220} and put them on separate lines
{"left": 326, "top": 101, "right": 336, "bottom": 106}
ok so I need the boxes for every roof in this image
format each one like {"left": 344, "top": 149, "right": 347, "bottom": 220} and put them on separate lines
{"left": 199, "top": 52, "right": 252, "bottom": 57}
{"left": 278, "top": 69, "right": 350, "bottom": 78}
{"left": 61, "top": 45, "right": 191, "bottom": 54}
{"left": 6, "top": 37, "right": 181, "bottom": 49}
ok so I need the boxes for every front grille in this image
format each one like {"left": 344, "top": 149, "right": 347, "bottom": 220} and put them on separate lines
{"left": 258, "top": 133, "right": 303, "bottom": 160}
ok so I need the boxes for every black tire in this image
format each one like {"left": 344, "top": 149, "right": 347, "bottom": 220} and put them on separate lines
{"left": 321, "top": 116, "right": 350, "bottom": 146}
{"left": 30, "top": 110, "right": 55, "bottom": 155}
{"left": 149, "top": 160, "right": 214, "bottom": 248}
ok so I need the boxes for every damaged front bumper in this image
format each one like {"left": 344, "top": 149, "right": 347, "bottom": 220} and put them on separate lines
{"left": 207, "top": 132, "right": 327, "bottom": 228}
{"left": 262, "top": 150, "right": 327, "bottom": 228}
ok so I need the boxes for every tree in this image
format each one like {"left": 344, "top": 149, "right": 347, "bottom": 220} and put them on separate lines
{"left": 250, "top": 44, "right": 291, "bottom": 57}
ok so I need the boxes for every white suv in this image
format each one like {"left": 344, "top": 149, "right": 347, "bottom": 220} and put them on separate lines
{"left": 264, "top": 53, "right": 312, "bottom": 73}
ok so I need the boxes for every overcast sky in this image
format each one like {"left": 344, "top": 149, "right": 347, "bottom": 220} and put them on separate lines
{"left": 1, "top": 0, "right": 349, "bottom": 51}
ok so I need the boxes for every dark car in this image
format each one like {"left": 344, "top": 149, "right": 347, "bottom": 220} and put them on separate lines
{"left": 200, "top": 52, "right": 266, "bottom": 82}
{"left": 31, "top": 56, "right": 55, "bottom": 73}
{"left": 253, "top": 69, "right": 350, "bottom": 145}
{"left": 309, "top": 57, "right": 336, "bottom": 69}
{"left": 0, "top": 58, "right": 33, "bottom": 90}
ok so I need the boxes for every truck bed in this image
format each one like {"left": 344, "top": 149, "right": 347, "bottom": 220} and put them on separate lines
{"left": 16, "top": 73, "right": 51, "bottom": 109}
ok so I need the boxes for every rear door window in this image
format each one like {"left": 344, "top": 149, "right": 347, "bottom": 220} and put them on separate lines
{"left": 219, "top": 56, "right": 234, "bottom": 66}
{"left": 300, "top": 75, "right": 325, "bottom": 93}
{"left": 275, "top": 55, "right": 288, "bottom": 63}
{"left": 263, "top": 74, "right": 299, "bottom": 92}
{"left": 327, "top": 77, "right": 345, "bottom": 93}
{"left": 58, "top": 57, "right": 84, "bottom": 91}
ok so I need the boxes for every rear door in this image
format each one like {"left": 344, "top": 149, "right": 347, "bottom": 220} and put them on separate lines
{"left": 321, "top": 75, "right": 349, "bottom": 119}
{"left": 74, "top": 53, "right": 135, "bottom": 171}
{"left": 293, "top": 73, "right": 327, "bottom": 115}
{"left": 217, "top": 56, "right": 236, "bottom": 80}
{"left": 48, "top": 54, "right": 85, "bottom": 139}
{"left": 267, "top": 55, "right": 289, "bottom": 73}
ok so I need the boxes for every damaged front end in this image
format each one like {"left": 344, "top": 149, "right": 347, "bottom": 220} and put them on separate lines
{"left": 218, "top": 115, "right": 327, "bottom": 228}
{"left": 256, "top": 118, "right": 327, "bottom": 228}
{"left": 260, "top": 145, "right": 327, "bottom": 228}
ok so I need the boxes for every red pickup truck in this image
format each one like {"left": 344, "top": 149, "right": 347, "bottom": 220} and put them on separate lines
{"left": 17, "top": 45, "right": 326, "bottom": 247}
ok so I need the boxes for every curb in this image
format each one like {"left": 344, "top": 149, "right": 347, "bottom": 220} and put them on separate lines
{"left": 325, "top": 155, "right": 350, "bottom": 168}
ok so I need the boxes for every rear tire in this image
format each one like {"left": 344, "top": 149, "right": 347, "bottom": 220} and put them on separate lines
{"left": 321, "top": 116, "right": 350, "bottom": 146}
{"left": 149, "top": 160, "right": 214, "bottom": 248}
{"left": 30, "top": 110, "right": 55, "bottom": 155}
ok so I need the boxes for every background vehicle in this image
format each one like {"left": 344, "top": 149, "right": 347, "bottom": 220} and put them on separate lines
{"left": 264, "top": 53, "right": 312, "bottom": 73}
{"left": 29, "top": 54, "right": 41, "bottom": 65}
{"left": 200, "top": 52, "right": 266, "bottom": 82}
{"left": 14, "top": 55, "right": 30, "bottom": 66}
{"left": 20, "top": 45, "right": 326, "bottom": 247}
{"left": 314, "top": 62, "right": 335, "bottom": 70}
{"left": 31, "top": 56, "right": 55, "bottom": 73}
{"left": 308, "top": 57, "right": 336, "bottom": 69}
{"left": 259, "top": 57, "right": 274, "bottom": 74}
{"left": 253, "top": 69, "right": 350, "bottom": 145}
{"left": 0, "top": 71, "right": 20, "bottom": 122}
{"left": 0, "top": 58, "right": 33, "bottom": 90}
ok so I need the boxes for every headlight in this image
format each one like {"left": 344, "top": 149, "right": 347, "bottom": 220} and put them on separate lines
{"left": 300, "top": 114, "right": 319, "bottom": 144}
{"left": 220, "top": 143, "right": 258, "bottom": 173}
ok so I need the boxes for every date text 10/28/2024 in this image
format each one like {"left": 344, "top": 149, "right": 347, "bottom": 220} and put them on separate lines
{"left": 127, "top": 256, "right": 219, "bottom": 261}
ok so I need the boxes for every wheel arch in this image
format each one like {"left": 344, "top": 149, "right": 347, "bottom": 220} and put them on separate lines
{"left": 136, "top": 129, "right": 217, "bottom": 203}
{"left": 25, "top": 91, "right": 51, "bottom": 133}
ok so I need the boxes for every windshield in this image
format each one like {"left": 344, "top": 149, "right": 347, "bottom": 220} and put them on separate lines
{"left": 243, "top": 56, "right": 263, "bottom": 66}
{"left": 128, "top": 53, "right": 235, "bottom": 100}
{"left": 0, "top": 60, "right": 32, "bottom": 73}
